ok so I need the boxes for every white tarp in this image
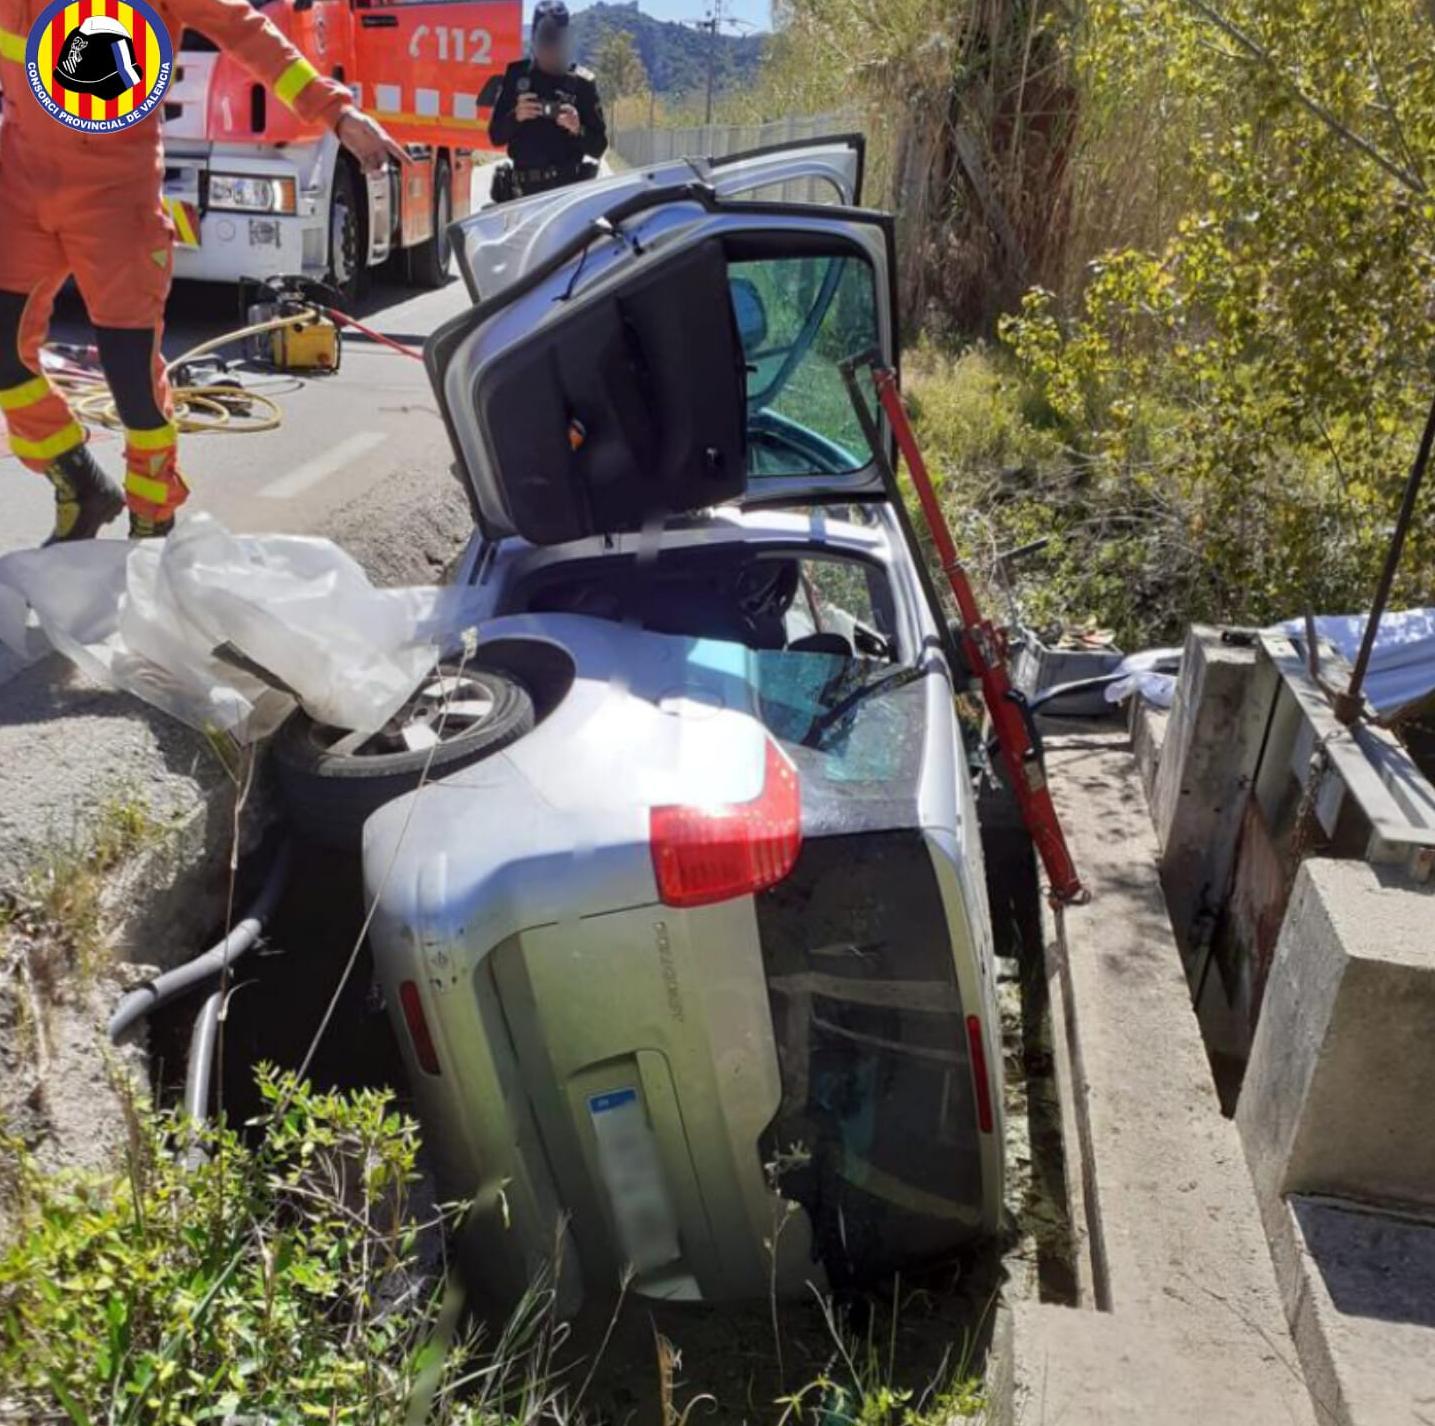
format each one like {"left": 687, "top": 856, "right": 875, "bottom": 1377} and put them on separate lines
{"left": 1282, "top": 608, "right": 1435, "bottom": 716}
{"left": 0, "top": 515, "right": 480, "bottom": 743}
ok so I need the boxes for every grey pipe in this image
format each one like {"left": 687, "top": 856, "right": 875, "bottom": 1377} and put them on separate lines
{"left": 108, "top": 842, "right": 292, "bottom": 1045}
{"left": 185, "top": 989, "right": 224, "bottom": 1128}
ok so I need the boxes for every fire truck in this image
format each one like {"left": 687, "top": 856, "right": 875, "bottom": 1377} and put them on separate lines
{"left": 161, "top": 0, "right": 522, "bottom": 294}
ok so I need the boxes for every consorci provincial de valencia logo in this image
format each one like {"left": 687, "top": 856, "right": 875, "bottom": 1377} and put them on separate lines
{"left": 25, "top": 0, "right": 173, "bottom": 133}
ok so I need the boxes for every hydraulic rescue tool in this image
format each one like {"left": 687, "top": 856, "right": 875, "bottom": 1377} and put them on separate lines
{"left": 841, "top": 353, "right": 1089, "bottom": 907}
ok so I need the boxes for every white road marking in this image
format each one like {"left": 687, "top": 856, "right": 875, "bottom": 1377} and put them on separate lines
{"left": 259, "top": 431, "right": 389, "bottom": 499}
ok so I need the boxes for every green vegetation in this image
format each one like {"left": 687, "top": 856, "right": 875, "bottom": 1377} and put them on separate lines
{"left": 592, "top": 27, "right": 649, "bottom": 104}
{"left": 0, "top": 1071, "right": 539, "bottom": 1426}
{"left": 757, "top": 0, "right": 1435, "bottom": 644}
{"left": 776, "top": 1291, "right": 987, "bottom": 1424}
{"left": 1, "top": 789, "right": 163, "bottom": 986}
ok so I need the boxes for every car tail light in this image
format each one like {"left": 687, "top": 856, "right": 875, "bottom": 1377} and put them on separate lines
{"left": 650, "top": 739, "right": 802, "bottom": 908}
{"left": 399, "top": 980, "right": 441, "bottom": 1076}
{"left": 966, "top": 1014, "right": 994, "bottom": 1134}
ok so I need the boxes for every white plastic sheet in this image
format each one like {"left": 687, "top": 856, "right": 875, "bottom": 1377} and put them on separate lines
{"left": 1103, "top": 646, "right": 1184, "bottom": 709}
{"left": 1282, "top": 608, "right": 1435, "bottom": 717}
{"left": 0, "top": 515, "right": 481, "bottom": 742}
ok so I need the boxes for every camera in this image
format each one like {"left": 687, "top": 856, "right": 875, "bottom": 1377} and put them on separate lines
{"left": 539, "top": 99, "right": 561, "bottom": 118}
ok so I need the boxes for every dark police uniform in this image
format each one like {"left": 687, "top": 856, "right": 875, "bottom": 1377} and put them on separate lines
{"left": 488, "top": 59, "right": 608, "bottom": 199}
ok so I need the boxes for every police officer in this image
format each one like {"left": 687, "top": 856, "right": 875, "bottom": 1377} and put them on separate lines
{"left": 488, "top": 0, "right": 607, "bottom": 201}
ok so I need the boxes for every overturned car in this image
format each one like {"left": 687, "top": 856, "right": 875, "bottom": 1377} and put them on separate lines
{"left": 328, "top": 139, "right": 1005, "bottom": 1313}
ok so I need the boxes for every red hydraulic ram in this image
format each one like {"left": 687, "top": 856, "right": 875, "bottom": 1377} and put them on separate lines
{"left": 841, "top": 355, "right": 1088, "bottom": 907}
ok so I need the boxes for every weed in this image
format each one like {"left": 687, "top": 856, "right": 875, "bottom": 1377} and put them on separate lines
{"left": 775, "top": 1283, "right": 990, "bottom": 1425}
{"left": 5, "top": 789, "right": 164, "bottom": 983}
{"left": 0, "top": 1069, "right": 580, "bottom": 1426}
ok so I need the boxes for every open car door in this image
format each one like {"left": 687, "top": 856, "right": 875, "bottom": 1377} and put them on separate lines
{"left": 430, "top": 179, "right": 896, "bottom": 543}
{"left": 453, "top": 134, "right": 866, "bottom": 301}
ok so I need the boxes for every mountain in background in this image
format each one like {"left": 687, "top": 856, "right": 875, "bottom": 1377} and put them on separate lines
{"left": 570, "top": 2, "right": 767, "bottom": 98}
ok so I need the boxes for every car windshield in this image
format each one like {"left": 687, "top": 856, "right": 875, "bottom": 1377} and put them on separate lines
{"left": 730, "top": 255, "right": 879, "bottom": 479}
{"left": 755, "top": 651, "right": 924, "bottom": 784}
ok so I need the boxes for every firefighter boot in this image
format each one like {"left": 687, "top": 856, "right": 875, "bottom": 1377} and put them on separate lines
{"left": 128, "top": 511, "right": 176, "bottom": 540}
{"left": 124, "top": 424, "right": 186, "bottom": 540}
{"left": 41, "top": 444, "right": 126, "bottom": 546}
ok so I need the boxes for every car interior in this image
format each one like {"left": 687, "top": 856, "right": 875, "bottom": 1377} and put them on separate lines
{"left": 505, "top": 545, "right": 900, "bottom": 662}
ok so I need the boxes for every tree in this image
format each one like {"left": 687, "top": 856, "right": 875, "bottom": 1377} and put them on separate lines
{"left": 593, "top": 28, "right": 649, "bottom": 103}
{"left": 996, "top": 0, "right": 1435, "bottom": 638}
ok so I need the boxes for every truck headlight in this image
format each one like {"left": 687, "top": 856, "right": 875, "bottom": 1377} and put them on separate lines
{"left": 208, "top": 174, "right": 297, "bottom": 214}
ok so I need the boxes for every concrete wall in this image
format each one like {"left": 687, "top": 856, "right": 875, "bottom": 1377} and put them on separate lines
{"left": 1150, "top": 626, "right": 1277, "bottom": 974}
{"left": 1238, "top": 858, "right": 1435, "bottom": 1211}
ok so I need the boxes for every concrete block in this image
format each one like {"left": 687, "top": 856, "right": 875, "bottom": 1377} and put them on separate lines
{"left": 1277, "top": 1197, "right": 1435, "bottom": 1426}
{"left": 1129, "top": 696, "right": 1168, "bottom": 811}
{"left": 0, "top": 654, "right": 270, "bottom": 972}
{"left": 1151, "top": 627, "right": 1278, "bottom": 967}
{"left": 1238, "top": 859, "right": 1435, "bottom": 1211}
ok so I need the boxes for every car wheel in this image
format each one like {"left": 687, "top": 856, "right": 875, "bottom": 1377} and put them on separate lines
{"left": 273, "top": 663, "right": 535, "bottom": 849}
{"left": 328, "top": 157, "right": 364, "bottom": 304}
{"left": 408, "top": 158, "right": 452, "bottom": 289}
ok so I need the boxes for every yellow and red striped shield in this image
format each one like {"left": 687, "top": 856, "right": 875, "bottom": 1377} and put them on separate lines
{"left": 25, "top": 0, "right": 174, "bottom": 132}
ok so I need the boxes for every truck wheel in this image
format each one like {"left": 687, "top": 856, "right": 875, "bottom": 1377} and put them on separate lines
{"left": 409, "top": 158, "right": 453, "bottom": 288}
{"left": 328, "top": 158, "right": 365, "bottom": 304}
{"left": 272, "top": 662, "right": 535, "bottom": 849}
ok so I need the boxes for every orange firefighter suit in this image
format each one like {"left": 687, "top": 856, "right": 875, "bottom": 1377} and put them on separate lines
{"left": 0, "top": 0, "right": 350, "bottom": 533}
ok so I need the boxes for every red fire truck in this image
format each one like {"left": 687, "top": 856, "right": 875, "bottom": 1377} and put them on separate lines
{"left": 161, "top": 0, "right": 522, "bottom": 294}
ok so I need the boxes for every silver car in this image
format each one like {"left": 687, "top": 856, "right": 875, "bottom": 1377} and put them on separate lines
{"left": 356, "top": 138, "right": 1005, "bottom": 1314}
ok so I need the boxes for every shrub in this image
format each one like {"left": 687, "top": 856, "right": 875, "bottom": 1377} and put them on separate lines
{"left": 979, "top": 0, "right": 1435, "bottom": 643}
{"left": 0, "top": 1070, "right": 550, "bottom": 1426}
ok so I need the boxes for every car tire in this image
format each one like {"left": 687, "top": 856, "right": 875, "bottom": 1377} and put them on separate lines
{"left": 408, "top": 158, "right": 452, "bottom": 289}
{"left": 272, "top": 663, "right": 536, "bottom": 849}
{"left": 328, "top": 156, "right": 365, "bottom": 305}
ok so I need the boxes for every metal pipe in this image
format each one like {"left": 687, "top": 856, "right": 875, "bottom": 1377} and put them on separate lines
{"left": 1338, "top": 386, "right": 1435, "bottom": 724}
{"left": 108, "top": 842, "right": 292, "bottom": 1044}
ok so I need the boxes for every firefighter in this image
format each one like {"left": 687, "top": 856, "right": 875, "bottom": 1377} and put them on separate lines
{"left": 0, "top": 0, "right": 407, "bottom": 544}
{"left": 488, "top": 0, "right": 607, "bottom": 202}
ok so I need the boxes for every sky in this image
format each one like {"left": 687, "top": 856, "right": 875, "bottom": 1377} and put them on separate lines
{"left": 523, "top": 0, "right": 774, "bottom": 35}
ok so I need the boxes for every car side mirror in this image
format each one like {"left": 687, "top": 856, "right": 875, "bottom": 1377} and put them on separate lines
{"left": 728, "top": 276, "right": 769, "bottom": 353}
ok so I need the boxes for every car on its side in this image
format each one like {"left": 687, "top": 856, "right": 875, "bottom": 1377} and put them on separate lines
{"left": 278, "top": 138, "right": 1006, "bottom": 1315}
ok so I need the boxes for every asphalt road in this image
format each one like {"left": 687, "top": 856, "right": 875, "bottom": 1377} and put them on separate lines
{"left": 2, "top": 207, "right": 482, "bottom": 558}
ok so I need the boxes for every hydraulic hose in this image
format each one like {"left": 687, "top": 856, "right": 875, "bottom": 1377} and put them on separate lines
{"left": 108, "top": 842, "right": 293, "bottom": 1045}
{"left": 30, "top": 303, "right": 419, "bottom": 446}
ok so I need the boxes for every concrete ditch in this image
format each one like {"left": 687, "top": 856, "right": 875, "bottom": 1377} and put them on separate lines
{"left": 996, "top": 627, "right": 1435, "bottom": 1426}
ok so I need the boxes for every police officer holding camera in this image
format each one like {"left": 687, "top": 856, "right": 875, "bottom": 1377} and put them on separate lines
{"left": 488, "top": 0, "right": 607, "bottom": 202}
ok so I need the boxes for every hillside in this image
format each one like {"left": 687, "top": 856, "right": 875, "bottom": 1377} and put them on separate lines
{"left": 570, "top": 1, "right": 766, "bottom": 98}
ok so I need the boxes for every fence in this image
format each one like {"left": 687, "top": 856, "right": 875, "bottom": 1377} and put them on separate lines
{"left": 609, "top": 112, "right": 860, "bottom": 202}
